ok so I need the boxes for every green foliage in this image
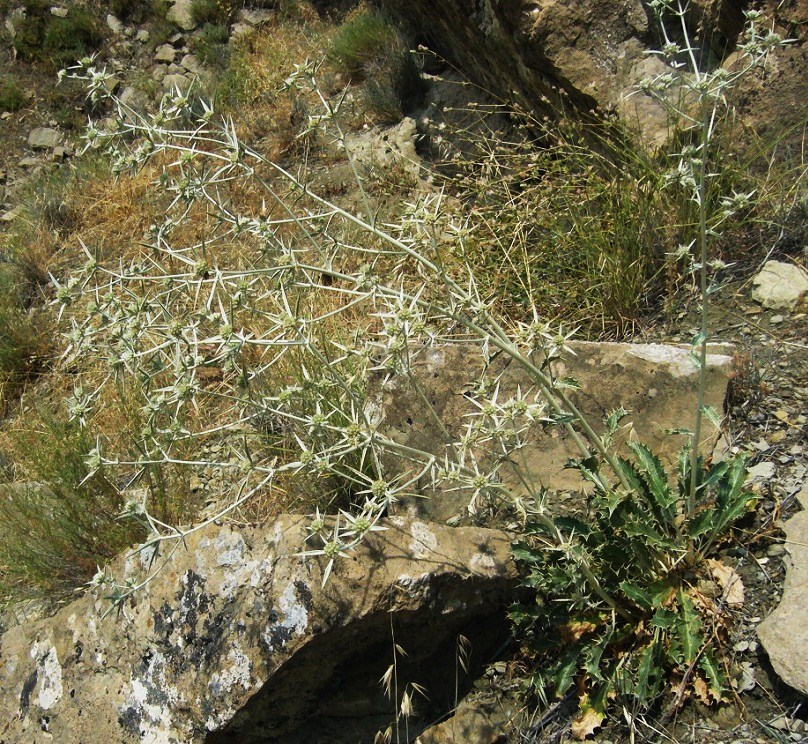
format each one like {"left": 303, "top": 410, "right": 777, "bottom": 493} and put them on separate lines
{"left": 329, "top": 7, "right": 426, "bottom": 123}
{"left": 0, "top": 76, "right": 25, "bottom": 112}
{"left": 510, "top": 439, "right": 754, "bottom": 726}
{"left": 110, "top": 0, "right": 159, "bottom": 24}
{"left": 0, "top": 265, "right": 48, "bottom": 408}
{"left": 189, "top": 22, "right": 230, "bottom": 68}
{"left": 12, "top": 1, "right": 104, "bottom": 69}
{"left": 0, "top": 416, "right": 145, "bottom": 600}
{"left": 190, "top": 0, "right": 234, "bottom": 27}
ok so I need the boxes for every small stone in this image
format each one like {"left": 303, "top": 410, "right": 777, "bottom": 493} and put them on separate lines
{"left": 746, "top": 461, "right": 775, "bottom": 484}
{"left": 27, "top": 127, "right": 62, "bottom": 150}
{"left": 152, "top": 65, "right": 167, "bottom": 83}
{"left": 155, "top": 43, "right": 177, "bottom": 63}
{"left": 50, "top": 6, "right": 68, "bottom": 18}
{"left": 167, "top": 0, "right": 196, "bottom": 31}
{"left": 136, "top": 29, "right": 150, "bottom": 43}
{"left": 106, "top": 13, "right": 123, "bottom": 34}
{"left": 162, "top": 74, "right": 192, "bottom": 93}
{"left": 238, "top": 8, "right": 272, "bottom": 26}
{"left": 770, "top": 314, "right": 784, "bottom": 324}
{"left": 0, "top": 205, "right": 22, "bottom": 222}
{"left": 734, "top": 640, "right": 749, "bottom": 652}
{"left": 180, "top": 53, "right": 203, "bottom": 75}
{"left": 770, "top": 716, "right": 790, "bottom": 731}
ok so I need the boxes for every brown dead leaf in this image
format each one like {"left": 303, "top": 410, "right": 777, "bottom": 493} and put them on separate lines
{"left": 707, "top": 559, "right": 745, "bottom": 608}
{"left": 571, "top": 704, "right": 605, "bottom": 740}
{"left": 559, "top": 620, "right": 599, "bottom": 643}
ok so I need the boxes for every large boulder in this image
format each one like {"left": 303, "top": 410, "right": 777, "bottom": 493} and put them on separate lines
{"left": 376, "top": 341, "right": 733, "bottom": 521}
{"left": 382, "top": 0, "right": 804, "bottom": 148}
{"left": 0, "top": 516, "right": 516, "bottom": 743}
{"left": 758, "top": 484, "right": 808, "bottom": 696}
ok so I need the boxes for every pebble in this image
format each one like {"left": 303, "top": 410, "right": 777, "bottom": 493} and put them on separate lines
{"left": 770, "top": 314, "right": 784, "bottom": 324}
{"left": 734, "top": 640, "right": 749, "bottom": 652}
{"left": 767, "top": 544, "right": 786, "bottom": 557}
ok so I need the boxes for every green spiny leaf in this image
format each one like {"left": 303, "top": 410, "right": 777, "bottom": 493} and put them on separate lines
{"left": 635, "top": 641, "right": 658, "bottom": 700}
{"left": 699, "top": 648, "right": 727, "bottom": 700}
{"left": 620, "top": 581, "right": 654, "bottom": 610}
{"left": 675, "top": 590, "right": 703, "bottom": 665}
{"left": 552, "top": 643, "right": 583, "bottom": 698}
{"left": 628, "top": 441, "right": 676, "bottom": 523}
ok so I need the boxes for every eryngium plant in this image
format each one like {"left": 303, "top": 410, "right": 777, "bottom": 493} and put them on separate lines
{"left": 55, "top": 0, "right": 785, "bottom": 724}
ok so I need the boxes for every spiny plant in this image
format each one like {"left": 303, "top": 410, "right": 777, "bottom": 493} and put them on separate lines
{"left": 509, "top": 1, "right": 791, "bottom": 735}
{"left": 39, "top": 0, "right": 788, "bottom": 732}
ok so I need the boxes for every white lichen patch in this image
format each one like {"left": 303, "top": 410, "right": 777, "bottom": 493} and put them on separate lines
{"left": 208, "top": 645, "right": 252, "bottom": 697}
{"left": 214, "top": 529, "right": 246, "bottom": 566}
{"left": 261, "top": 581, "right": 309, "bottom": 652}
{"left": 469, "top": 552, "right": 498, "bottom": 576}
{"left": 37, "top": 646, "right": 63, "bottom": 710}
{"left": 409, "top": 521, "right": 438, "bottom": 558}
{"left": 628, "top": 343, "right": 731, "bottom": 378}
{"left": 250, "top": 557, "right": 274, "bottom": 587}
{"left": 122, "top": 650, "right": 181, "bottom": 742}
{"left": 278, "top": 581, "right": 308, "bottom": 634}
{"left": 139, "top": 545, "right": 157, "bottom": 569}
{"left": 219, "top": 559, "right": 259, "bottom": 599}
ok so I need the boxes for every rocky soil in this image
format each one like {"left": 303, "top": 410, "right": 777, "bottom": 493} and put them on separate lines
{"left": 0, "top": 0, "right": 806, "bottom": 742}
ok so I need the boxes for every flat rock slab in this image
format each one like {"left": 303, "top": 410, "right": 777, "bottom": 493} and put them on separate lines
{"left": 376, "top": 341, "right": 732, "bottom": 521}
{"left": 758, "top": 484, "right": 808, "bottom": 696}
{"left": 27, "top": 128, "right": 62, "bottom": 150}
{"left": 751, "top": 260, "right": 808, "bottom": 312}
{"left": 0, "top": 516, "right": 516, "bottom": 743}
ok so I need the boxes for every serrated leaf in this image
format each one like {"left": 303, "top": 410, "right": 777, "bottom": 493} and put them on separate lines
{"left": 605, "top": 406, "right": 630, "bottom": 434}
{"left": 583, "top": 627, "right": 614, "bottom": 681}
{"left": 635, "top": 642, "right": 657, "bottom": 700}
{"left": 628, "top": 442, "right": 676, "bottom": 522}
{"left": 512, "top": 543, "right": 540, "bottom": 563}
{"left": 699, "top": 648, "right": 727, "bottom": 701}
{"left": 676, "top": 591, "right": 703, "bottom": 665}
{"left": 686, "top": 508, "right": 716, "bottom": 538}
{"left": 552, "top": 644, "right": 582, "bottom": 698}
{"left": 620, "top": 581, "right": 654, "bottom": 610}
{"left": 700, "top": 404, "right": 722, "bottom": 427}
{"left": 554, "top": 516, "right": 592, "bottom": 537}
{"left": 651, "top": 607, "right": 678, "bottom": 629}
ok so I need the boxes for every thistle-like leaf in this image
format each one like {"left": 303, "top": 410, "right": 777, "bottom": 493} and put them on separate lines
{"left": 675, "top": 591, "right": 703, "bottom": 665}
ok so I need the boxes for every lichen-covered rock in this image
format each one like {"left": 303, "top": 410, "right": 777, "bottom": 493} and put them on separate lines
{"left": 0, "top": 516, "right": 516, "bottom": 743}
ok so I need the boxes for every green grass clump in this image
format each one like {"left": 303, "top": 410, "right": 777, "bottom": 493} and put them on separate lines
{"left": 0, "top": 77, "right": 25, "bottom": 112}
{"left": 110, "top": 0, "right": 159, "bottom": 24}
{"left": 0, "top": 265, "right": 48, "bottom": 410}
{"left": 191, "top": 0, "right": 234, "bottom": 27}
{"left": 12, "top": 1, "right": 105, "bottom": 69}
{"left": 0, "top": 416, "right": 145, "bottom": 600}
{"left": 189, "top": 22, "right": 231, "bottom": 67}
{"left": 329, "top": 7, "right": 426, "bottom": 123}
